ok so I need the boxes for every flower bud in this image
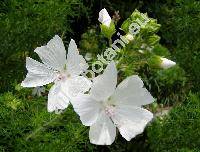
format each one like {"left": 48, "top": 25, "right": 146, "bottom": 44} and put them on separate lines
{"left": 98, "top": 8, "right": 116, "bottom": 39}
{"left": 148, "top": 56, "right": 176, "bottom": 69}
{"left": 125, "top": 33, "right": 134, "bottom": 41}
{"left": 160, "top": 57, "right": 176, "bottom": 69}
{"left": 98, "top": 8, "right": 111, "bottom": 27}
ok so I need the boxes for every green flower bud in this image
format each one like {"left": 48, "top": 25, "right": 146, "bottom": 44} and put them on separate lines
{"left": 146, "top": 34, "right": 160, "bottom": 46}
{"left": 148, "top": 55, "right": 162, "bottom": 69}
{"left": 100, "top": 21, "right": 116, "bottom": 39}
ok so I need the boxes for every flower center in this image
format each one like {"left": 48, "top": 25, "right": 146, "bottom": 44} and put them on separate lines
{"left": 56, "top": 72, "right": 71, "bottom": 82}
{"left": 57, "top": 73, "right": 66, "bottom": 81}
{"left": 105, "top": 105, "right": 115, "bottom": 117}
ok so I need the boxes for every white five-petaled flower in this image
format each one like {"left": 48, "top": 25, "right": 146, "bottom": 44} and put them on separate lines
{"left": 21, "top": 35, "right": 91, "bottom": 112}
{"left": 71, "top": 61, "right": 154, "bottom": 145}
{"left": 98, "top": 8, "right": 112, "bottom": 27}
{"left": 160, "top": 57, "right": 176, "bottom": 69}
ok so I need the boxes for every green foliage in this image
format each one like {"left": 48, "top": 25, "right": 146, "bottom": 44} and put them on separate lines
{"left": 119, "top": 10, "right": 163, "bottom": 64}
{"left": 143, "top": 0, "right": 200, "bottom": 91}
{"left": 79, "top": 27, "right": 107, "bottom": 55}
{"left": 152, "top": 44, "right": 170, "bottom": 57}
{"left": 0, "top": 0, "right": 89, "bottom": 92}
{"left": 0, "top": 57, "right": 24, "bottom": 92}
{"left": 147, "top": 93, "right": 200, "bottom": 151}
{"left": 122, "top": 9, "right": 161, "bottom": 35}
{"left": 87, "top": 1, "right": 200, "bottom": 92}
{"left": 0, "top": 89, "right": 98, "bottom": 152}
{"left": 0, "top": 0, "right": 87, "bottom": 59}
{"left": 90, "top": 0, "right": 199, "bottom": 90}
{"left": 118, "top": 10, "right": 187, "bottom": 105}
{"left": 85, "top": 0, "right": 141, "bottom": 20}
{"left": 142, "top": 65, "right": 187, "bottom": 105}
{"left": 147, "top": 55, "right": 162, "bottom": 69}
{"left": 134, "top": 66, "right": 186, "bottom": 106}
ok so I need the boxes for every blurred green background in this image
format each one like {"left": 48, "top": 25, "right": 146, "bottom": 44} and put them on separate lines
{"left": 0, "top": 0, "right": 199, "bottom": 151}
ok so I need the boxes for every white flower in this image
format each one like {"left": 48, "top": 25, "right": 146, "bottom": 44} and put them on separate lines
{"left": 71, "top": 61, "right": 154, "bottom": 145}
{"left": 98, "top": 8, "right": 112, "bottom": 27}
{"left": 21, "top": 35, "right": 91, "bottom": 112}
{"left": 160, "top": 57, "right": 176, "bottom": 69}
{"left": 32, "top": 86, "right": 45, "bottom": 97}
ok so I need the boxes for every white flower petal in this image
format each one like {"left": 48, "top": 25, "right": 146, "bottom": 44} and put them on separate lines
{"left": 160, "top": 57, "right": 176, "bottom": 69}
{"left": 90, "top": 61, "right": 117, "bottom": 101}
{"left": 66, "top": 39, "right": 89, "bottom": 76}
{"left": 89, "top": 111, "right": 116, "bottom": 145}
{"left": 98, "top": 8, "right": 112, "bottom": 27}
{"left": 61, "top": 76, "right": 92, "bottom": 98}
{"left": 34, "top": 35, "right": 67, "bottom": 71}
{"left": 48, "top": 83, "right": 70, "bottom": 112}
{"left": 71, "top": 94, "right": 101, "bottom": 126}
{"left": 112, "top": 75, "right": 154, "bottom": 106}
{"left": 112, "top": 106, "right": 153, "bottom": 141}
{"left": 21, "top": 57, "right": 56, "bottom": 87}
